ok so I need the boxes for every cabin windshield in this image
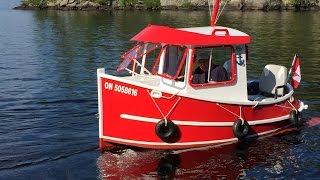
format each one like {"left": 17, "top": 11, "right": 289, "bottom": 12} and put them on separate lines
{"left": 190, "top": 46, "right": 235, "bottom": 86}
{"left": 117, "top": 43, "right": 160, "bottom": 75}
{"left": 152, "top": 45, "right": 187, "bottom": 80}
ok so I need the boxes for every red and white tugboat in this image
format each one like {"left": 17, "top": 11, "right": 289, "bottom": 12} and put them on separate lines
{"left": 97, "top": 0, "right": 307, "bottom": 150}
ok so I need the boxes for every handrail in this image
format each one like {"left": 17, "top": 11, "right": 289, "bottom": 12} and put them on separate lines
{"left": 124, "top": 68, "right": 158, "bottom": 79}
{"left": 132, "top": 58, "right": 152, "bottom": 75}
{"left": 212, "top": 29, "right": 230, "bottom": 36}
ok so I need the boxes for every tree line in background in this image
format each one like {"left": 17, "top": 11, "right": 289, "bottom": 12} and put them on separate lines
{"left": 93, "top": 0, "right": 160, "bottom": 9}
{"left": 290, "top": 0, "right": 319, "bottom": 10}
{"left": 20, "top": 0, "right": 320, "bottom": 10}
{"left": 21, "top": 0, "right": 161, "bottom": 9}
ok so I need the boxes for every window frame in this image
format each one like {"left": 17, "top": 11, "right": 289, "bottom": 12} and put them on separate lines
{"left": 117, "top": 43, "right": 160, "bottom": 72}
{"left": 188, "top": 46, "right": 237, "bottom": 87}
{"left": 152, "top": 45, "right": 188, "bottom": 80}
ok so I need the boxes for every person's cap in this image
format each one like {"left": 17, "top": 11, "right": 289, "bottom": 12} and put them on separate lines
{"left": 197, "top": 53, "right": 210, "bottom": 61}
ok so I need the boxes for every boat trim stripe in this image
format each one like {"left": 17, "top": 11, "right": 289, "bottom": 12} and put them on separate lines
{"left": 101, "top": 127, "right": 282, "bottom": 147}
{"left": 120, "top": 114, "right": 289, "bottom": 126}
{"left": 102, "top": 135, "right": 237, "bottom": 146}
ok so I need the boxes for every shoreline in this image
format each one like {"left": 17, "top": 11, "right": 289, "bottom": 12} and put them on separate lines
{"left": 14, "top": 5, "right": 320, "bottom": 11}
{"left": 13, "top": 2, "right": 320, "bottom": 12}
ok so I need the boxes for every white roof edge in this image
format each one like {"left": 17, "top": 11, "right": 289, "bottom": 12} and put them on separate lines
{"left": 179, "top": 26, "right": 249, "bottom": 37}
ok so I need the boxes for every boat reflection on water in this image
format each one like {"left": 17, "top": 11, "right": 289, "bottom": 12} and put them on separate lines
{"left": 97, "top": 128, "right": 304, "bottom": 179}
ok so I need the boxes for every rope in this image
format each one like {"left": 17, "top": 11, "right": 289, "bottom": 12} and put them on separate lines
{"left": 165, "top": 97, "right": 181, "bottom": 120}
{"left": 160, "top": 91, "right": 180, "bottom": 100}
{"left": 287, "top": 98, "right": 297, "bottom": 113}
{"left": 275, "top": 104, "right": 292, "bottom": 109}
{"left": 147, "top": 90, "right": 167, "bottom": 122}
{"left": 253, "top": 101, "right": 259, "bottom": 108}
{"left": 147, "top": 90, "right": 181, "bottom": 126}
{"left": 215, "top": 0, "right": 229, "bottom": 25}
{"left": 240, "top": 106, "right": 244, "bottom": 125}
{"left": 216, "top": 103, "right": 242, "bottom": 120}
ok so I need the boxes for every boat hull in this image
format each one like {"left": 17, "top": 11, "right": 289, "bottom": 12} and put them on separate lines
{"left": 98, "top": 75, "right": 303, "bottom": 150}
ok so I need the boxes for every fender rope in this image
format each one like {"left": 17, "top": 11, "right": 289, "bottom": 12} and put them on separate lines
{"left": 147, "top": 90, "right": 181, "bottom": 126}
{"left": 287, "top": 98, "right": 298, "bottom": 113}
{"left": 216, "top": 103, "right": 244, "bottom": 123}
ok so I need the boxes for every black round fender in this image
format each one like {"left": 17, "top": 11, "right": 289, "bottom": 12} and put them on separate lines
{"left": 155, "top": 120, "right": 178, "bottom": 141}
{"left": 232, "top": 119, "right": 250, "bottom": 140}
{"left": 289, "top": 110, "right": 302, "bottom": 127}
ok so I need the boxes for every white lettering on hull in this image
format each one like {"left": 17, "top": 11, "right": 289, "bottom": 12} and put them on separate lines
{"left": 104, "top": 82, "right": 113, "bottom": 90}
{"left": 104, "top": 82, "right": 138, "bottom": 97}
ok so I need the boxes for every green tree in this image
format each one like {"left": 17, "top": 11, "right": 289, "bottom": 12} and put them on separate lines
{"left": 144, "top": 0, "right": 161, "bottom": 9}
{"left": 119, "top": 0, "right": 138, "bottom": 7}
{"left": 289, "top": 0, "right": 319, "bottom": 10}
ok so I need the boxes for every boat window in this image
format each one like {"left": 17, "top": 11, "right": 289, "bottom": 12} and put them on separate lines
{"left": 117, "top": 43, "right": 160, "bottom": 74}
{"left": 152, "top": 45, "right": 187, "bottom": 80}
{"left": 190, "top": 46, "right": 235, "bottom": 86}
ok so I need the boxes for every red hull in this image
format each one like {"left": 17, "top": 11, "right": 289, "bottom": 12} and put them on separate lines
{"left": 98, "top": 76, "right": 302, "bottom": 150}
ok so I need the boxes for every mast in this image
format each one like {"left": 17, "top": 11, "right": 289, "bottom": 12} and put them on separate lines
{"left": 211, "top": 0, "right": 220, "bottom": 26}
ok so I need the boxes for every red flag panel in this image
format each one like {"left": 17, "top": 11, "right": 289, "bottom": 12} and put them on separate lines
{"left": 292, "top": 56, "right": 301, "bottom": 89}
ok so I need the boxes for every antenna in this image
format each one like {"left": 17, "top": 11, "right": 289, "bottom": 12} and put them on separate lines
{"left": 208, "top": 0, "right": 212, "bottom": 21}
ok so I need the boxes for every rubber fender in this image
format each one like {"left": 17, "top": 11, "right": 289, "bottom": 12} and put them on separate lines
{"left": 232, "top": 119, "right": 250, "bottom": 140}
{"left": 289, "top": 110, "right": 302, "bottom": 127}
{"left": 155, "top": 120, "right": 178, "bottom": 141}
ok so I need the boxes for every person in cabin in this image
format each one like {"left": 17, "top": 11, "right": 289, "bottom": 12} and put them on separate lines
{"left": 192, "top": 53, "right": 228, "bottom": 84}
{"left": 192, "top": 53, "right": 211, "bottom": 84}
{"left": 210, "top": 63, "right": 229, "bottom": 82}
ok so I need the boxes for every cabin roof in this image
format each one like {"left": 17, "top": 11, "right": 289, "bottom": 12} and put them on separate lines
{"left": 131, "top": 24, "right": 250, "bottom": 46}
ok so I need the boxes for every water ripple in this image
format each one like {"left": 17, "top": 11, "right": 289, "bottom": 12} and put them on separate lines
{"left": 0, "top": 6, "right": 319, "bottom": 179}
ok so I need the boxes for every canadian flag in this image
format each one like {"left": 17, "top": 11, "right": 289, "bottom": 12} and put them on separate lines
{"left": 291, "top": 55, "right": 301, "bottom": 89}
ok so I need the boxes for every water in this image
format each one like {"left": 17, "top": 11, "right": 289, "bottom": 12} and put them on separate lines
{"left": 1, "top": 1, "right": 320, "bottom": 179}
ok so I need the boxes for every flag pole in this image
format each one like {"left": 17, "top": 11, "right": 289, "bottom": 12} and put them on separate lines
{"left": 286, "top": 54, "right": 297, "bottom": 83}
{"left": 211, "top": 0, "right": 220, "bottom": 26}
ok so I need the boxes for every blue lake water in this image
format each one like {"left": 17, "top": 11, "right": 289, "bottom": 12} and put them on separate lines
{"left": 0, "top": 1, "right": 319, "bottom": 179}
